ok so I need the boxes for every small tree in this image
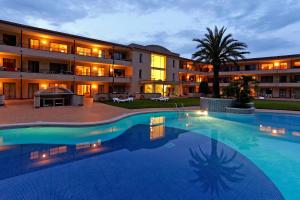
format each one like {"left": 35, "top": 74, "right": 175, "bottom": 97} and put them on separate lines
{"left": 224, "top": 76, "right": 256, "bottom": 108}
{"left": 199, "top": 81, "right": 209, "bottom": 95}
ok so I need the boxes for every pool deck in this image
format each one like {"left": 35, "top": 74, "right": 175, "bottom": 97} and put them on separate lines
{"left": 0, "top": 99, "right": 299, "bottom": 128}
{"left": 0, "top": 99, "right": 199, "bottom": 128}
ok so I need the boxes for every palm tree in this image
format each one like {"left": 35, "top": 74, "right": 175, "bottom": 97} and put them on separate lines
{"left": 192, "top": 27, "right": 249, "bottom": 98}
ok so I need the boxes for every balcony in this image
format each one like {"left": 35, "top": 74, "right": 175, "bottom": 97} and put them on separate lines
{"left": 0, "top": 41, "right": 132, "bottom": 65}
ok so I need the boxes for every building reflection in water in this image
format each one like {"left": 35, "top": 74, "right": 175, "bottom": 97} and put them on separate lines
{"left": 259, "top": 125, "right": 286, "bottom": 136}
{"left": 292, "top": 132, "right": 300, "bottom": 137}
{"left": 150, "top": 116, "right": 165, "bottom": 141}
{"left": 0, "top": 124, "right": 187, "bottom": 181}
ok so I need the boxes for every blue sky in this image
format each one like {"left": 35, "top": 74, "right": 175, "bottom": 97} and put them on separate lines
{"left": 1, "top": 0, "right": 300, "bottom": 58}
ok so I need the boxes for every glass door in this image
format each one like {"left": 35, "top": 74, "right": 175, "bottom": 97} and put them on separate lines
{"left": 3, "top": 83, "right": 16, "bottom": 99}
{"left": 28, "top": 83, "right": 39, "bottom": 99}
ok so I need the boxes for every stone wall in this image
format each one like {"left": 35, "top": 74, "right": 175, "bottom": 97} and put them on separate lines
{"left": 200, "top": 97, "right": 236, "bottom": 112}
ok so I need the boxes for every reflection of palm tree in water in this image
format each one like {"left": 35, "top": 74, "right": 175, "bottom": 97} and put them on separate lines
{"left": 189, "top": 135, "right": 244, "bottom": 198}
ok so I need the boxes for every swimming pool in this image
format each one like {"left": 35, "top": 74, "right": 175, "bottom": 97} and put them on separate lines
{"left": 0, "top": 111, "right": 299, "bottom": 199}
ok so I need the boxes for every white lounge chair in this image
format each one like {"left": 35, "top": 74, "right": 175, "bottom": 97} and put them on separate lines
{"left": 150, "top": 97, "right": 169, "bottom": 102}
{"left": 159, "top": 97, "right": 169, "bottom": 102}
{"left": 113, "top": 97, "right": 134, "bottom": 103}
{"left": 150, "top": 97, "right": 161, "bottom": 101}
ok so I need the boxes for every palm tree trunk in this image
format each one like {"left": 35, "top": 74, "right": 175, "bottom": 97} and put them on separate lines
{"left": 213, "top": 65, "right": 220, "bottom": 98}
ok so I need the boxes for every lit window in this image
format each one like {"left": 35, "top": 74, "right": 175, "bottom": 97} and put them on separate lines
{"left": 144, "top": 84, "right": 153, "bottom": 93}
{"left": 151, "top": 69, "right": 165, "bottom": 81}
{"left": 50, "top": 43, "right": 68, "bottom": 53}
{"left": 30, "top": 151, "right": 39, "bottom": 160}
{"left": 76, "top": 47, "right": 92, "bottom": 56}
{"left": 29, "top": 39, "right": 40, "bottom": 49}
{"left": 93, "top": 48, "right": 102, "bottom": 58}
{"left": 294, "top": 61, "right": 300, "bottom": 67}
{"left": 150, "top": 117, "right": 165, "bottom": 140}
{"left": 76, "top": 66, "right": 90, "bottom": 76}
{"left": 97, "top": 67, "right": 105, "bottom": 76}
{"left": 151, "top": 54, "right": 166, "bottom": 69}
{"left": 151, "top": 54, "right": 166, "bottom": 80}
{"left": 261, "top": 63, "right": 274, "bottom": 70}
{"left": 279, "top": 63, "right": 288, "bottom": 69}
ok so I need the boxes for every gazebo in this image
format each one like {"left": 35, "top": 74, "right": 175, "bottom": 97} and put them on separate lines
{"left": 34, "top": 87, "right": 84, "bottom": 108}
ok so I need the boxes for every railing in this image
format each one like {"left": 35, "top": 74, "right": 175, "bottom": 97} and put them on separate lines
{"left": 0, "top": 40, "right": 132, "bottom": 62}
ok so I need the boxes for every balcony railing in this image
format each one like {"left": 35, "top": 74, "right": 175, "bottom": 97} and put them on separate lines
{"left": 0, "top": 40, "right": 132, "bottom": 62}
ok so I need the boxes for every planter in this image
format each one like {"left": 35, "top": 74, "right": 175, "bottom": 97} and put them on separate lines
{"left": 200, "top": 97, "right": 236, "bottom": 112}
{"left": 0, "top": 95, "right": 4, "bottom": 106}
{"left": 225, "top": 107, "right": 255, "bottom": 114}
{"left": 71, "top": 95, "right": 84, "bottom": 106}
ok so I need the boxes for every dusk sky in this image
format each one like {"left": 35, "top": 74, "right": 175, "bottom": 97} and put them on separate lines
{"left": 1, "top": 0, "right": 300, "bottom": 58}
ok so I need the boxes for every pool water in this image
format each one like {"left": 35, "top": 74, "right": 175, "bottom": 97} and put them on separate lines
{"left": 0, "top": 111, "right": 299, "bottom": 199}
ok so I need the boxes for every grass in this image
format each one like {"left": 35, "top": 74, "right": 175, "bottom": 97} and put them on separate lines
{"left": 103, "top": 97, "right": 300, "bottom": 111}
{"left": 103, "top": 98, "right": 200, "bottom": 109}
{"left": 254, "top": 99, "right": 300, "bottom": 111}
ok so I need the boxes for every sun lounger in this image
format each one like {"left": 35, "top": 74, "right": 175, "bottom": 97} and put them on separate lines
{"left": 159, "top": 97, "right": 169, "bottom": 102}
{"left": 150, "top": 97, "right": 169, "bottom": 102}
{"left": 113, "top": 97, "right": 134, "bottom": 103}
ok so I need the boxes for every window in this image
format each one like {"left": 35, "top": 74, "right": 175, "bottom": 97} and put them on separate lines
{"left": 151, "top": 69, "right": 165, "bottom": 81}
{"left": 114, "top": 69, "right": 125, "bottom": 77}
{"left": 261, "top": 64, "right": 273, "bottom": 70}
{"left": 3, "top": 58, "right": 16, "bottom": 69}
{"left": 151, "top": 54, "right": 166, "bottom": 81}
{"left": 294, "top": 61, "right": 300, "bottom": 68}
{"left": 151, "top": 54, "right": 166, "bottom": 69}
{"left": 77, "top": 84, "right": 91, "bottom": 96}
{"left": 97, "top": 67, "right": 104, "bottom": 76}
{"left": 50, "top": 63, "right": 68, "bottom": 74}
{"left": 50, "top": 43, "right": 68, "bottom": 53}
{"left": 76, "top": 47, "right": 92, "bottom": 56}
{"left": 261, "top": 76, "right": 273, "bottom": 83}
{"left": 245, "top": 64, "right": 257, "bottom": 71}
{"left": 113, "top": 52, "right": 124, "bottom": 60}
{"left": 98, "top": 85, "right": 105, "bottom": 93}
{"left": 29, "top": 39, "right": 40, "bottom": 49}
{"left": 139, "top": 69, "right": 142, "bottom": 79}
{"left": 28, "top": 61, "right": 39, "bottom": 73}
{"left": 49, "top": 83, "right": 67, "bottom": 88}
{"left": 93, "top": 48, "right": 102, "bottom": 58}
{"left": 144, "top": 84, "right": 153, "bottom": 93}
{"left": 279, "top": 63, "right": 288, "bottom": 69}
{"left": 173, "top": 60, "right": 175, "bottom": 68}
{"left": 3, "top": 34, "right": 16, "bottom": 46}
{"left": 139, "top": 54, "right": 143, "bottom": 63}
{"left": 279, "top": 76, "right": 287, "bottom": 83}
{"left": 76, "top": 66, "right": 90, "bottom": 76}
{"left": 189, "top": 86, "right": 195, "bottom": 93}
{"left": 113, "top": 85, "right": 125, "bottom": 93}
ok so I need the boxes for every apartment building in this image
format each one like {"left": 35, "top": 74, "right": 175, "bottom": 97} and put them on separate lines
{"left": 0, "top": 20, "right": 132, "bottom": 100}
{"left": 0, "top": 19, "right": 299, "bottom": 101}
{"left": 179, "top": 55, "right": 300, "bottom": 98}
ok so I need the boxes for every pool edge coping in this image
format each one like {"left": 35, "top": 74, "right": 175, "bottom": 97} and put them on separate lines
{"left": 0, "top": 109, "right": 187, "bottom": 129}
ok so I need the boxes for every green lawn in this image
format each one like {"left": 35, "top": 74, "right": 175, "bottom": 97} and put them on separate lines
{"left": 103, "top": 98, "right": 300, "bottom": 111}
{"left": 254, "top": 99, "right": 300, "bottom": 111}
{"left": 103, "top": 98, "right": 200, "bottom": 109}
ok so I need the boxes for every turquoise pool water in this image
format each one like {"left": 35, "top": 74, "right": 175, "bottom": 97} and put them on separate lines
{"left": 0, "top": 111, "right": 299, "bottom": 199}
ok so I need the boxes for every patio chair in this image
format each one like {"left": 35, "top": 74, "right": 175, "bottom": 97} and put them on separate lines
{"left": 159, "top": 97, "right": 169, "bottom": 102}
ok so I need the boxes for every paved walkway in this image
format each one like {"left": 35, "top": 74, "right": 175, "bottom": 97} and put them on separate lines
{"left": 0, "top": 99, "right": 199, "bottom": 125}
